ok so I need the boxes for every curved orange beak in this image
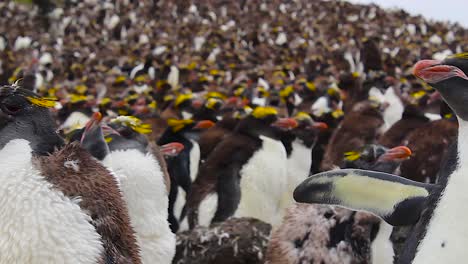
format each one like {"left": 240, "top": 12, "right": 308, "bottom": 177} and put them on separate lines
{"left": 84, "top": 112, "right": 103, "bottom": 133}
{"left": 194, "top": 120, "right": 215, "bottom": 129}
{"left": 160, "top": 142, "right": 185, "bottom": 157}
{"left": 272, "top": 118, "right": 299, "bottom": 130}
{"left": 378, "top": 146, "right": 412, "bottom": 162}
{"left": 310, "top": 122, "right": 328, "bottom": 132}
{"left": 192, "top": 99, "right": 204, "bottom": 109}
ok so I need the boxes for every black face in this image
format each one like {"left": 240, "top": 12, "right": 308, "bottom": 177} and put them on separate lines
{"left": 0, "top": 86, "right": 64, "bottom": 154}
{"left": 416, "top": 57, "right": 468, "bottom": 121}
{"left": 236, "top": 114, "right": 279, "bottom": 138}
{"left": 107, "top": 123, "right": 149, "bottom": 153}
{"left": 344, "top": 144, "right": 392, "bottom": 171}
{"left": 431, "top": 77, "right": 468, "bottom": 121}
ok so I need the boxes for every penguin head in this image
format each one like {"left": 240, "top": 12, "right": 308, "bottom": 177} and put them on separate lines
{"left": 344, "top": 144, "right": 412, "bottom": 173}
{"left": 291, "top": 112, "right": 328, "bottom": 147}
{"left": 414, "top": 53, "right": 468, "bottom": 121}
{"left": 0, "top": 85, "right": 64, "bottom": 154}
{"left": 106, "top": 115, "right": 152, "bottom": 152}
{"left": 240, "top": 106, "right": 298, "bottom": 138}
{"left": 79, "top": 112, "right": 110, "bottom": 160}
{"left": 166, "top": 118, "right": 215, "bottom": 134}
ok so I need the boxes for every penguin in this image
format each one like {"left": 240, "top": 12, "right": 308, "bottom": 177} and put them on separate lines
{"left": 79, "top": 114, "right": 183, "bottom": 264}
{"left": 321, "top": 100, "right": 385, "bottom": 171}
{"left": 192, "top": 97, "right": 223, "bottom": 122}
{"left": 280, "top": 112, "right": 328, "bottom": 209}
{"left": 0, "top": 85, "right": 141, "bottom": 263}
{"left": 157, "top": 118, "right": 215, "bottom": 232}
{"left": 293, "top": 54, "right": 468, "bottom": 264}
{"left": 187, "top": 107, "right": 298, "bottom": 228}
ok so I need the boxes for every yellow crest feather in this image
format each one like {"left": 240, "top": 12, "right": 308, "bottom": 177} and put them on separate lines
{"left": 344, "top": 151, "right": 361, "bottom": 161}
{"left": 175, "top": 93, "right": 193, "bottom": 107}
{"left": 167, "top": 118, "right": 194, "bottom": 132}
{"left": 111, "top": 116, "right": 152, "bottom": 134}
{"left": 251, "top": 106, "right": 278, "bottom": 119}
{"left": 279, "top": 85, "right": 294, "bottom": 99}
{"left": 26, "top": 96, "right": 57, "bottom": 108}
{"left": 447, "top": 52, "right": 468, "bottom": 60}
{"left": 295, "top": 112, "right": 312, "bottom": 121}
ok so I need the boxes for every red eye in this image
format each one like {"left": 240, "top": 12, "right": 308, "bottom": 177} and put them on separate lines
{"left": 2, "top": 103, "right": 21, "bottom": 114}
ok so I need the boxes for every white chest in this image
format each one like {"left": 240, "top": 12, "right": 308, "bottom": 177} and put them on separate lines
{"left": 287, "top": 139, "right": 312, "bottom": 191}
{"left": 413, "top": 123, "right": 468, "bottom": 264}
{"left": 61, "top": 111, "right": 90, "bottom": 131}
{"left": 235, "top": 136, "right": 288, "bottom": 226}
{"left": 189, "top": 140, "right": 201, "bottom": 182}
{"left": 371, "top": 222, "right": 394, "bottom": 264}
{"left": 280, "top": 140, "right": 313, "bottom": 210}
{"left": 104, "top": 149, "right": 175, "bottom": 264}
{"left": 0, "top": 140, "right": 103, "bottom": 264}
{"left": 413, "top": 166, "right": 468, "bottom": 264}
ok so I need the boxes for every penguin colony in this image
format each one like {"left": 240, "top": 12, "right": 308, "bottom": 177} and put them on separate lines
{"left": 0, "top": 0, "right": 467, "bottom": 264}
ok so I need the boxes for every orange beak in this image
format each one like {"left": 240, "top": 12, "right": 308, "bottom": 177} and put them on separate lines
{"left": 310, "top": 122, "right": 328, "bottom": 132}
{"left": 84, "top": 112, "right": 103, "bottom": 133}
{"left": 194, "top": 120, "right": 215, "bottom": 129}
{"left": 272, "top": 118, "right": 299, "bottom": 130}
{"left": 378, "top": 146, "right": 412, "bottom": 162}
{"left": 225, "top": 96, "right": 239, "bottom": 105}
{"left": 192, "top": 100, "right": 204, "bottom": 109}
{"left": 160, "top": 142, "right": 185, "bottom": 157}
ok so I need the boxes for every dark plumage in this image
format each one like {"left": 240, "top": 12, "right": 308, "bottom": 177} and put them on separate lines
{"left": 378, "top": 105, "right": 430, "bottom": 148}
{"left": 321, "top": 101, "right": 384, "bottom": 171}
{"left": 399, "top": 117, "right": 457, "bottom": 183}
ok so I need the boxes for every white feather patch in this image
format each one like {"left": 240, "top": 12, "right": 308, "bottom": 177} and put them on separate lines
{"left": 103, "top": 149, "right": 175, "bottom": 264}
{"left": 235, "top": 136, "right": 288, "bottom": 226}
{"left": 0, "top": 139, "right": 103, "bottom": 263}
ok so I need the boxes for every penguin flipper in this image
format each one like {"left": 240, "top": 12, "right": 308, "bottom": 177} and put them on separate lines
{"left": 294, "top": 169, "right": 438, "bottom": 226}
{"left": 211, "top": 164, "right": 242, "bottom": 223}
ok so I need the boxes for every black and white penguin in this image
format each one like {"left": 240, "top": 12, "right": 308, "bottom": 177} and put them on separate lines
{"left": 187, "top": 107, "right": 298, "bottom": 228}
{"left": 79, "top": 114, "right": 183, "bottom": 264}
{"left": 0, "top": 85, "right": 141, "bottom": 263}
{"left": 294, "top": 54, "right": 468, "bottom": 264}
{"left": 280, "top": 112, "right": 328, "bottom": 208}
{"left": 157, "top": 118, "right": 215, "bottom": 231}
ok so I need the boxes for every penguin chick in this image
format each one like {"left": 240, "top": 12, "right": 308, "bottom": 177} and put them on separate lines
{"left": 0, "top": 85, "right": 140, "bottom": 264}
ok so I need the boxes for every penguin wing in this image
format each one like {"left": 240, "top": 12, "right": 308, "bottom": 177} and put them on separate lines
{"left": 294, "top": 169, "right": 439, "bottom": 226}
{"left": 211, "top": 163, "right": 242, "bottom": 223}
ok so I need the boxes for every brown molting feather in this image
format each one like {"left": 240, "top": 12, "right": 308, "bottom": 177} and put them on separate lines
{"left": 378, "top": 117, "right": 429, "bottom": 148}
{"left": 33, "top": 143, "right": 141, "bottom": 264}
{"left": 148, "top": 142, "right": 171, "bottom": 194}
{"left": 266, "top": 203, "right": 376, "bottom": 264}
{"left": 321, "top": 101, "right": 384, "bottom": 171}
{"left": 379, "top": 105, "right": 430, "bottom": 148}
{"left": 399, "top": 119, "right": 458, "bottom": 183}
{"left": 198, "top": 124, "right": 231, "bottom": 161}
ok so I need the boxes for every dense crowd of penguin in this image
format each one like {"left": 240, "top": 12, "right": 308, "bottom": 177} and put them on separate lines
{"left": 1, "top": 0, "right": 468, "bottom": 263}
